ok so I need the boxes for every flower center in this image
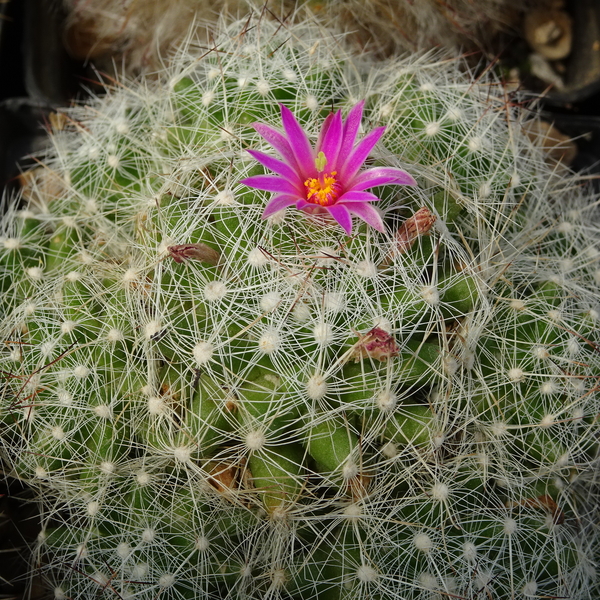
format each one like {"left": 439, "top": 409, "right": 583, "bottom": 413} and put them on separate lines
{"left": 304, "top": 172, "right": 342, "bottom": 207}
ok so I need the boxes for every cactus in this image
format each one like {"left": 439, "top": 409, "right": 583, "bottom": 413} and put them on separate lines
{"left": 1, "top": 12, "right": 599, "bottom": 600}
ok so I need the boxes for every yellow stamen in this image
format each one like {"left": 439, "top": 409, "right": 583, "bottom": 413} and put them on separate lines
{"left": 304, "top": 171, "right": 342, "bottom": 207}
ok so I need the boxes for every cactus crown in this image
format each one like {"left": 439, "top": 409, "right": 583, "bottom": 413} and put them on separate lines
{"left": 1, "top": 11, "right": 599, "bottom": 600}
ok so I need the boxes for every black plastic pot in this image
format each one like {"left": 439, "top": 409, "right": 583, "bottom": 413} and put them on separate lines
{"left": 0, "top": 0, "right": 84, "bottom": 191}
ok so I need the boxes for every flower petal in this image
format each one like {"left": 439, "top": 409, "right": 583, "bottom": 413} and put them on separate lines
{"left": 240, "top": 175, "right": 301, "bottom": 195}
{"left": 252, "top": 122, "right": 299, "bottom": 169}
{"left": 344, "top": 201, "right": 385, "bottom": 232}
{"left": 337, "top": 190, "right": 381, "bottom": 203}
{"left": 247, "top": 149, "right": 302, "bottom": 184}
{"left": 338, "top": 101, "right": 364, "bottom": 165}
{"left": 280, "top": 104, "right": 315, "bottom": 178}
{"left": 317, "top": 110, "right": 343, "bottom": 169}
{"left": 316, "top": 112, "right": 335, "bottom": 152}
{"left": 349, "top": 167, "right": 418, "bottom": 191}
{"left": 262, "top": 194, "right": 299, "bottom": 218}
{"left": 340, "top": 126, "right": 386, "bottom": 181}
{"left": 326, "top": 204, "right": 353, "bottom": 235}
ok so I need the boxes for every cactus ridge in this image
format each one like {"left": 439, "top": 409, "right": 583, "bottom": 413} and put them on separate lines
{"left": 1, "top": 12, "right": 599, "bottom": 600}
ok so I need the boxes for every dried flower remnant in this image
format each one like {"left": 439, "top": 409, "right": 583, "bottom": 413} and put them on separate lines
{"left": 348, "top": 471, "right": 372, "bottom": 500}
{"left": 395, "top": 207, "right": 436, "bottom": 253}
{"left": 167, "top": 243, "right": 220, "bottom": 266}
{"left": 507, "top": 494, "right": 565, "bottom": 525}
{"left": 349, "top": 327, "right": 400, "bottom": 362}
{"left": 207, "top": 460, "right": 242, "bottom": 495}
{"left": 241, "top": 102, "right": 417, "bottom": 234}
{"left": 380, "top": 206, "right": 437, "bottom": 268}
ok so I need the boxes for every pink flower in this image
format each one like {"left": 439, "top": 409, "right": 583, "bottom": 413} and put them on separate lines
{"left": 240, "top": 102, "right": 417, "bottom": 235}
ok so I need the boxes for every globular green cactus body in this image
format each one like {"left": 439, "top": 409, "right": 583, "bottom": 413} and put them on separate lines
{"left": 1, "top": 13, "right": 599, "bottom": 600}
